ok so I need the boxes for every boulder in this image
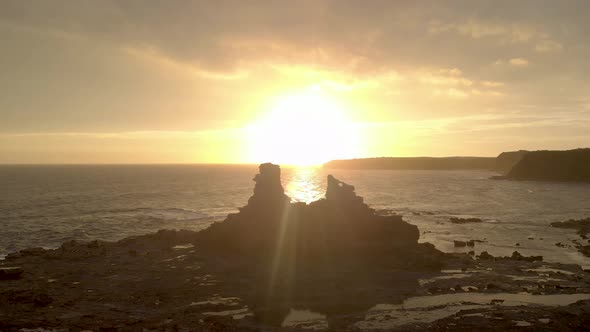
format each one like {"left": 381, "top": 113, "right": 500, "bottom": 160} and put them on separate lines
{"left": 0, "top": 267, "right": 24, "bottom": 280}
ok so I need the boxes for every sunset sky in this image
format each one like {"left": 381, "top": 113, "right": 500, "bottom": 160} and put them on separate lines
{"left": 1, "top": 1, "right": 589, "bottom": 164}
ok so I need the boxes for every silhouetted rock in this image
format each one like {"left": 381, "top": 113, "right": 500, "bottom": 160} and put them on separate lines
{"left": 454, "top": 240, "right": 467, "bottom": 247}
{"left": 246, "top": 162, "right": 289, "bottom": 208}
{"left": 494, "top": 150, "right": 529, "bottom": 174}
{"left": 197, "top": 163, "right": 423, "bottom": 257}
{"left": 0, "top": 267, "right": 23, "bottom": 280}
{"left": 450, "top": 217, "right": 483, "bottom": 224}
{"left": 504, "top": 148, "right": 590, "bottom": 182}
{"left": 475, "top": 250, "right": 542, "bottom": 262}
{"left": 510, "top": 251, "right": 542, "bottom": 262}
{"left": 477, "top": 251, "right": 494, "bottom": 260}
{"left": 192, "top": 163, "right": 441, "bottom": 322}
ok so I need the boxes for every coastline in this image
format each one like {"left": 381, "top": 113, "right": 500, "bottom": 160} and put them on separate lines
{"left": 2, "top": 164, "right": 590, "bottom": 331}
{"left": 3, "top": 228, "right": 590, "bottom": 331}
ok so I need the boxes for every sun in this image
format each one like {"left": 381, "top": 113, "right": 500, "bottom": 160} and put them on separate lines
{"left": 247, "top": 89, "right": 361, "bottom": 166}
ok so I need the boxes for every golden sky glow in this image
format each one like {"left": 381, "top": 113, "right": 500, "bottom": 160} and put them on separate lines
{"left": 1, "top": 1, "right": 589, "bottom": 164}
{"left": 247, "top": 88, "right": 360, "bottom": 165}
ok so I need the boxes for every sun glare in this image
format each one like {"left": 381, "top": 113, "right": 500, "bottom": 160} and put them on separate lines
{"left": 248, "top": 89, "right": 361, "bottom": 166}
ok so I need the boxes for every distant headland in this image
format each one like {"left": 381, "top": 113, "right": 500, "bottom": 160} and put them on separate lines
{"left": 502, "top": 148, "right": 590, "bottom": 182}
{"left": 325, "top": 148, "right": 590, "bottom": 182}
{"left": 324, "top": 156, "right": 496, "bottom": 171}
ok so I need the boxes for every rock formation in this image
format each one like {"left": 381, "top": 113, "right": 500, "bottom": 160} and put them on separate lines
{"left": 196, "top": 163, "right": 426, "bottom": 263}
{"left": 450, "top": 217, "right": 483, "bottom": 224}
{"left": 246, "top": 163, "right": 290, "bottom": 209}
{"left": 193, "top": 163, "right": 441, "bottom": 323}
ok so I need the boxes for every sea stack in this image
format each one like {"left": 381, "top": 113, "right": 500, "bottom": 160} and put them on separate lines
{"left": 245, "top": 162, "right": 290, "bottom": 209}
{"left": 196, "top": 163, "right": 432, "bottom": 267}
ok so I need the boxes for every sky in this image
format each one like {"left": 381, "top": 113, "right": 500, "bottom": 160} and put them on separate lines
{"left": 1, "top": 0, "right": 589, "bottom": 164}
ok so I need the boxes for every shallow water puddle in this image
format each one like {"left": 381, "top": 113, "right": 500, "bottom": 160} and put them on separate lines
{"left": 507, "top": 274, "right": 564, "bottom": 282}
{"left": 172, "top": 244, "right": 194, "bottom": 250}
{"left": 419, "top": 274, "right": 471, "bottom": 286}
{"left": 282, "top": 309, "right": 328, "bottom": 330}
{"left": 525, "top": 267, "right": 575, "bottom": 275}
{"left": 161, "top": 254, "right": 186, "bottom": 262}
{"left": 190, "top": 296, "right": 241, "bottom": 306}
{"left": 203, "top": 307, "right": 252, "bottom": 319}
{"left": 514, "top": 320, "right": 532, "bottom": 327}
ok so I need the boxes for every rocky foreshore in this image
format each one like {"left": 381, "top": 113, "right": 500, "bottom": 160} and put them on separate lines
{"left": 2, "top": 164, "right": 590, "bottom": 331}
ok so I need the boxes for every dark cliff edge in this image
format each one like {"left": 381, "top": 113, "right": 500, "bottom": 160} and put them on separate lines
{"left": 324, "top": 157, "right": 496, "bottom": 170}
{"left": 502, "top": 148, "right": 590, "bottom": 182}
{"left": 494, "top": 150, "right": 529, "bottom": 174}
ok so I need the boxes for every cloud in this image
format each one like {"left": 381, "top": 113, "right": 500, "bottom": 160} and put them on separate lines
{"left": 481, "top": 81, "right": 504, "bottom": 88}
{"left": 535, "top": 39, "right": 563, "bottom": 53}
{"left": 0, "top": 0, "right": 577, "bottom": 79}
{"left": 429, "top": 20, "right": 537, "bottom": 43}
{"left": 415, "top": 68, "right": 504, "bottom": 99}
{"left": 1, "top": 0, "right": 590, "bottom": 149}
{"left": 434, "top": 88, "right": 469, "bottom": 99}
{"left": 509, "top": 58, "right": 530, "bottom": 66}
{"left": 419, "top": 71, "right": 473, "bottom": 87}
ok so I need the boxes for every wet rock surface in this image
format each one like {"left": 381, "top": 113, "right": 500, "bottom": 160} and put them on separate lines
{"left": 0, "top": 267, "right": 23, "bottom": 280}
{"left": 2, "top": 164, "right": 590, "bottom": 331}
{"left": 551, "top": 218, "right": 590, "bottom": 236}
{"left": 550, "top": 218, "right": 590, "bottom": 258}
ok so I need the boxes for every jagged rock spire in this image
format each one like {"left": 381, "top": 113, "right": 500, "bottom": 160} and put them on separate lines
{"left": 246, "top": 163, "right": 290, "bottom": 207}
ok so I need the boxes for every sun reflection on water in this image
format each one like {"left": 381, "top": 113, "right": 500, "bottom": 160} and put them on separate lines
{"left": 284, "top": 166, "right": 323, "bottom": 204}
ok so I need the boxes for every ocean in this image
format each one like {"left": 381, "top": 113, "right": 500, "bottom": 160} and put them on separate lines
{"left": 1, "top": 164, "right": 590, "bottom": 267}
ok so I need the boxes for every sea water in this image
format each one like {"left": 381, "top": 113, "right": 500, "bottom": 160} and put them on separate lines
{"left": 1, "top": 165, "right": 590, "bottom": 266}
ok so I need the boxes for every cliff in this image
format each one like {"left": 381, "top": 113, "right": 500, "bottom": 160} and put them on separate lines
{"left": 324, "top": 157, "right": 495, "bottom": 170}
{"left": 494, "top": 150, "right": 529, "bottom": 174}
{"left": 505, "top": 148, "right": 590, "bottom": 181}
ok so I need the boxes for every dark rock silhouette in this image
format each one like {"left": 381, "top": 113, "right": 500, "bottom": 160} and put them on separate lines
{"left": 476, "top": 250, "right": 542, "bottom": 262}
{"left": 450, "top": 217, "right": 483, "bottom": 224}
{"left": 0, "top": 267, "right": 23, "bottom": 280}
{"left": 194, "top": 163, "right": 442, "bottom": 323}
{"left": 197, "top": 163, "right": 424, "bottom": 256}
{"left": 247, "top": 162, "right": 290, "bottom": 208}
{"left": 504, "top": 148, "right": 590, "bottom": 182}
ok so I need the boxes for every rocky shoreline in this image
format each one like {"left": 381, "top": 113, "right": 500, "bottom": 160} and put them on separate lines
{"left": 2, "top": 164, "right": 590, "bottom": 331}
